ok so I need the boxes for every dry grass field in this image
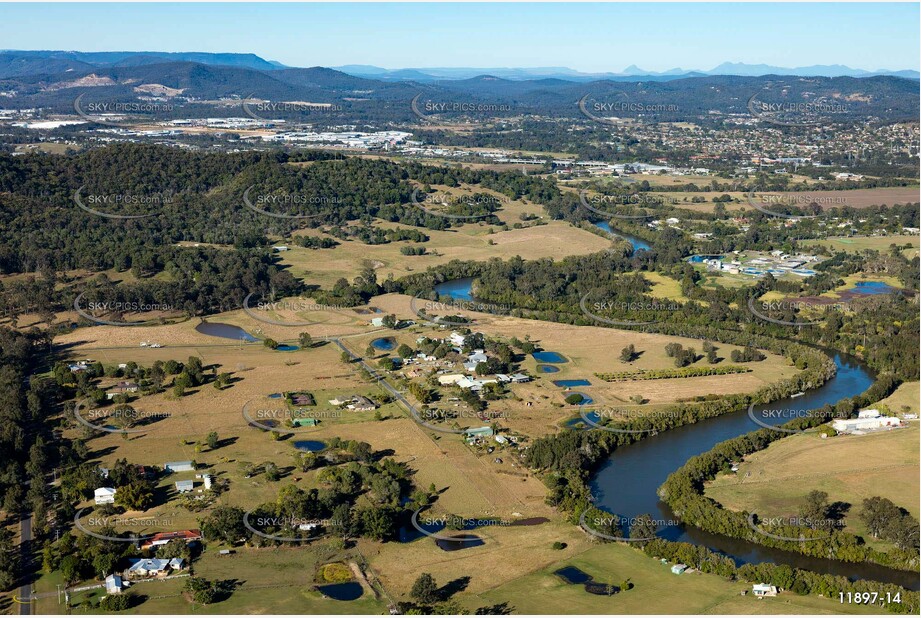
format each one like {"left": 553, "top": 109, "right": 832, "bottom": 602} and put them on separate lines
{"left": 705, "top": 422, "right": 919, "bottom": 552}
{"left": 576, "top": 184, "right": 919, "bottom": 215}
{"left": 812, "top": 235, "right": 920, "bottom": 260}
{"left": 470, "top": 540, "right": 881, "bottom": 615}
{"left": 280, "top": 217, "right": 611, "bottom": 290}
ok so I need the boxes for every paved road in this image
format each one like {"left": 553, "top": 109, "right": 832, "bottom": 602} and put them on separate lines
{"left": 18, "top": 514, "right": 32, "bottom": 615}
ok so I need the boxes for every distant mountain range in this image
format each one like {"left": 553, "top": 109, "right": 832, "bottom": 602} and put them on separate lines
{"left": 0, "top": 50, "right": 917, "bottom": 125}
{"left": 1, "top": 51, "right": 916, "bottom": 81}
{"left": 334, "top": 62, "right": 920, "bottom": 81}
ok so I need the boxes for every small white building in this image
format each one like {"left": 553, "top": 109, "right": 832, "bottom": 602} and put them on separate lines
{"left": 104, "top": 574, "right": 123, "bottom": 594}
{"left": 94, "top": 487, "right": 117, "bottom": 505}
{"left": 164, "top": 461, "right": 195, "bottom": 473}
{"left": 752, "top": 583, "right": 778, "bottom": 597}
{"left": 857, "top": 409, "right": 881, "bottom": 419}
{"left": 175, "top": 480, "right": 194, "bottom": 493}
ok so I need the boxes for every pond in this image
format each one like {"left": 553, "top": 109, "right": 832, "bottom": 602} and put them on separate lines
{"left": 563, "top": 411, "right": 601, "bottom": 429}
{"left": 435, "top": 533, "right": 485, "bottom": 551}
{"left": 195, "top": 322, "right": 260, "bottom": 342}
{"left": 537, "top": 365, "right": 560, "bottom": 373}
{"left": 267, "top": 393, "right": 282, "bottom": 399}
{"left": 316, "top": 582, "right": 363, "bottom": 601}
{"left": 292, "top": 440, "right": 327, "bottom": 452}
{"left": 532, "top": 351, "right": 568, "bottom": 364}
{"left": 688, "top": 254, "right": 723, "bottom": 263}
{"left": 553, "top": 379, "right": 591, "bottom": 387}
{"left": 553, "top": 566, "right": 593, "bottom": 585}
{"left": 565, "top": 392, "right": 593, "bottom": 405}
{"left": 371, "top": 337, "right": 396, "bottom": 351}
{"left": 434, "top": 277, "right": 476, "bottom": 301}
{"left": 276, "top": 344, "right": 299, "bottom": 352}
{"left": 848, "top": 281, "right": 897, "bottom": 295}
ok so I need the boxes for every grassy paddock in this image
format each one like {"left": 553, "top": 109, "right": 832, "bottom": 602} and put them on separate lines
{"left": 705, "top": 423, "right": 919, "bottom": 552}
{"left": 471, "top": 541, "right": 881, "bottom": 615}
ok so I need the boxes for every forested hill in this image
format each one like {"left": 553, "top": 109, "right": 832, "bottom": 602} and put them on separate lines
{"left": 0, "top": 144, "right": 557, "bottom": 319}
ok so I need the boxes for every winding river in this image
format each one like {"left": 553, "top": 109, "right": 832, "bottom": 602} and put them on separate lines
{"left": 590, "top": 354, "right": 920, "bottom": 589}
{"left": 427, "top": 276, "right": 917, "bottom": 587}
{"left": 593, "top": 221, "right": 651, "bottom": 252}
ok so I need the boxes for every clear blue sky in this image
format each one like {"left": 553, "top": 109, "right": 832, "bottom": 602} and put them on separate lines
{"left": 2, "top": 3, "right": 918, "bottom": 72}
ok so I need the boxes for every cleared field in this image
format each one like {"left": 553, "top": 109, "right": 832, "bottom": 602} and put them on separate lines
{"left": 280, "top": 224, "right": 611, "bottom": 290}
{"left": 371, "top": 519, "right": 590, "bottom": 605}
{"left": 813, "top": 235, "right": 920, "bottom": 260}
{"left": 875, "top": 381, "right": 921, "bottom": 416}
{"left": 483, "top": 316, "right": 796, "bottom": 402}
{"left": 705, "top": 423, "right": 919, "bottom": 552}
{"left": 304, "top": 416, "right": 554, "bottom": 519}
{"left": 471, "top": 541, "right": 880, "bottom": 615}
{"left": 778, "top": 187, "right": 919, "bottom": 209}
{"left": 642, "top": 271, "right": 690, "bottom": 302}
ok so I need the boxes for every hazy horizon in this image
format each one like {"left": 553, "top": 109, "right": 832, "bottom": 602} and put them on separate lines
{"left": 1, "top": 2, "right": 918, "bottom": 73}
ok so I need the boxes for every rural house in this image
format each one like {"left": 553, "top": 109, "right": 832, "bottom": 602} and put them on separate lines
{"left": 94, "top": 487, "right": 117, "bottom": 505}
{"left": 125, "top": 558, "right": 186, "bottom": 579}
